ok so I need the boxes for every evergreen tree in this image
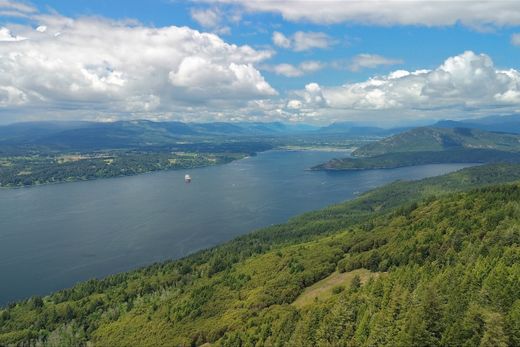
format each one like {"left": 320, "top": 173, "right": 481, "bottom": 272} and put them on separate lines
{"left": 479, "top": 312, "right": 508, "bottom": 347}
{"left": 506, "top": 300, "right": 520, "bottom": 347}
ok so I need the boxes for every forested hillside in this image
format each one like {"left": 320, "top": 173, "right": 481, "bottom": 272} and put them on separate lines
{"left": 311, "top": 149, "right": 520, "bottom": 171}
{"left": 314, "top": 126, "right": 520, "bottom": 171}
{"left": 352, "top": 127, "right": 520, "bottom": 157}
{"left": 1, "top": 164, "right": 519, "bottom": 346}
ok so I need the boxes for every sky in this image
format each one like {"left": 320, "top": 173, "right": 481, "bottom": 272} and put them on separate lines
{"left": 1, "top": 0, "right": 520, "bottom": 126}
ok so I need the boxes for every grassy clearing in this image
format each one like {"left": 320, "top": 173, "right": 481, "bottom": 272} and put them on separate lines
{"left": 16, "top": 171, "right": 32, "bottom": 176}
{"left": 292, "top": 268, "right": 381, "bottom": 308}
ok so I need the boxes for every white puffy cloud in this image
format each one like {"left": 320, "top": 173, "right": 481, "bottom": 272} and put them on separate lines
{"left": 264, "top": 60, "right": 324, "bottom": 77}
{"left": 286, "top": 99, "right": 302, "bottom": 109}
{"left": 169, "top": 57, "right": 275, "bottom": 98}
{"left": 294, "top": 82, "right": 326, "bottom": 107}
{"left": 289, "top": 51, "right": 520, "bottom": 117}
{"left": 0, "top": 14, "right": 276, "bottom": 119}
{"left": 0, "top": 27, "right": 26, "bottom": 41}
{"left": 202, "top": 0, "right": 520, "bottom": 29}
{"left": 3, "top": 2, "right": 520, "bottom": 125}
{"left": 348, "top": 54, "right": 403, "bottom": 71}
{"left": 272, "top": 31, "right": 334, "bottom": 51}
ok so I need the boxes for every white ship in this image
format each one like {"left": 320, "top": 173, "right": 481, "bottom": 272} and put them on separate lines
{"left": 184, "top": 174, "right": 191, "bottom": 183}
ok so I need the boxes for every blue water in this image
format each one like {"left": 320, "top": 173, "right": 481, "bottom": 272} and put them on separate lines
{"left": 0, "top": 150, "right": 474, "bottom": 305}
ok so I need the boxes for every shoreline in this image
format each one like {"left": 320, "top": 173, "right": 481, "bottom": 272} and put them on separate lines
{"left": 310, "top": 162, "right": 482, "bottom": 172}
{"left": 0, "top": 156, "right": 244, "bottom": 190}
{"left": 0, "top": 161, "right": 494, "bottom": 308}
{"left": 0, "top": 148, "right": 355, "bottom": 190}
{"left": 278, "top": 145, "right": 356, "bottom": 152}
{"left": 0, "top": 155, "right": 483, "bottom": 307}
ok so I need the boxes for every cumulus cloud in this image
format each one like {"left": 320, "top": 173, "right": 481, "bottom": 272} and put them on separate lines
{"left": 3, "top": 2, "right": 520, "bottom": 124}
{"left": 264, "top": 60, "right": 324, "bottom": 77}
{"left": 35, "top": 25, "right": 47, "bottom": 33}
{"left": 0, "top": 13, "right": 276, "bottom": 119}
{"left": 301, "top": 82, "right": 326, "bottom": 106}
{"left": 289, "top": 51, "right": 520, "bottom": 116}
{"left": 201, "top": 0, "right": 520, "bottom": 29}
{"left": 169, "top": 57, "right": 275, "bottom": 98}
{"left": 0, "top": 26, "right": 26, "bottom": 41}
{"left": 272, "top": 31, "right": 334, "bottom": 51}
{"left": 348, "top": 54, "right": 403, "bottom": 71}
{"left": 286, "top": 99, "right": 302, "bottom": 109}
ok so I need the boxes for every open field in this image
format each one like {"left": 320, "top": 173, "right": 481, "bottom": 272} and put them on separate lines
{"left": 292, "top": 268, "right": 382, "bottom": 308}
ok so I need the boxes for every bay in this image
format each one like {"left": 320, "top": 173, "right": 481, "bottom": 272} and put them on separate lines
{"left": 0, "top": 150, "right": 474, "bottom": 305}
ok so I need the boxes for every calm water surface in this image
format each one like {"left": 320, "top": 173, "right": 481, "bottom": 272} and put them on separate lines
{"left": 0, "top": 150, "right": 474, "bottom": 305}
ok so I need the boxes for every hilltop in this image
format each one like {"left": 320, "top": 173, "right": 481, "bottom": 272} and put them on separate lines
{"left": 352, "top": 126, "right": 520, "bottom": 157}
{"left": 1, "top": 164, "right": 519, "bottom": 346}
{"left": 313, "top": 126, "right": 520, "bottom": 171}
{"left": 311, "top": 149, "right": 520, "bottom": 171}
{"left": 434, "top": 114, "right": 520, "bottom": 134}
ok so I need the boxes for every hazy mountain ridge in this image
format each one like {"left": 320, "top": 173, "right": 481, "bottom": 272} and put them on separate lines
{"left": 434, "top": 114, "right": 520, "bottom": 134}
{"left": 352, "top": 126, "right": 520, "bottom": 157}
{"left": 0, "top": 121, "right": 318, "bottom": 150}
{"left": 314, "top": 121, "right": 409, "bottom": 136}
{"left": 2, "top": 115, "right": 520, "bottom": 150}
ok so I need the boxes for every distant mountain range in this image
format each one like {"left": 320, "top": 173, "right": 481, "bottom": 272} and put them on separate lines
{"left": 320, "top": 115, "right": 520, "bottom": 136}
{"left": 314, "top": 121, "right": 410, "bottom": 136}
{"left": 433, "top": 114, "right": 520, "bottom": 134}
{"left": 0, "top": 120, "right": 317, "bottom": 150}
{"left": 0, "top": 119, "right": 411, "bottom": 151}
{"left": 1, "top": 114, "right": 520, "bottom": 150}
